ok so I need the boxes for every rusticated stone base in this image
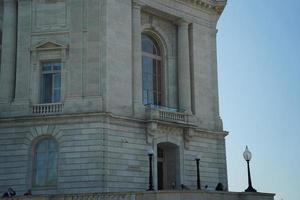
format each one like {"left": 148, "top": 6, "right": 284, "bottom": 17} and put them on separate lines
{"left": 1, "top": 190, "right": 275, "bottom": 200}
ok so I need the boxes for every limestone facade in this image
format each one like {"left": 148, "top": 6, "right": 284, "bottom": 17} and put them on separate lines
{"left": 0, "top": 0, "right": 228, "bottom": 195}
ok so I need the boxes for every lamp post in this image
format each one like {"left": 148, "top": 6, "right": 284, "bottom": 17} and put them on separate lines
{"left": 195, "top": 155, "right": 201, "bottom": 190}
{"left": 147, "top": 149, "right": 154, "bottom": 191}
{"left": 243, "top": 146, "right": 257, "bottom": 192}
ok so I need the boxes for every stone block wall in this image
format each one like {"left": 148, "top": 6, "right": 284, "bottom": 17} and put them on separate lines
{"left": 0, "top": 114, "right": 227, "bottom": 195}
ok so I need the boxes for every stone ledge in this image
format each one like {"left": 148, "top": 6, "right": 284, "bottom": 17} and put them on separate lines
{"left": 1, "top": 190, "right": 275, "bottom": 200}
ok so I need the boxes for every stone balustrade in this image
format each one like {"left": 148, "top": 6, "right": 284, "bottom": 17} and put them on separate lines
{"left": 146, "top": 105, "right": 188, "bottom": 123}
{"left": 158, "top": 110, "right": 186, "bottom": 122}
{"left": 32, "top": 103, "right": 63, "bottom": 115}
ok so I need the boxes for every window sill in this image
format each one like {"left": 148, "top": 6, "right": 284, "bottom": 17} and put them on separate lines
{"left": 32, "top": 103, "right": 63, "bottom": 115}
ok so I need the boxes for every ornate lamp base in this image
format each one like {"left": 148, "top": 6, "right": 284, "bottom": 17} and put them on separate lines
{"left": 245, "top": 186, "right": 257, "bottom": 192}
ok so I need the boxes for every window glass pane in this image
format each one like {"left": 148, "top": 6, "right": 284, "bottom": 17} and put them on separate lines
{"left": 143, "top": 90, "right": 148, "bottom": 105}
{"left": 142, "top": 35, "right": 155, "bottom": 54}
{"left": 142, "top": 34, "right": 160, "bottom": 55}
{"left": 143, "top": 57, "right": 154, "bottom": 92}
{"left": 48, "top": 140, "right": 57, "bottom": 151}
{"left": 142, "top": 75, "right": 147, "bottom": 90}
{"left": 142, "top": 58, "right": 148, "bottom": 74}
{"left": 53, "top": 73, "right": 61, "bottom": 103}
{"left": 53, "top": 63, "right": 61, "bottom": 71}
{"left": 37, "top": 140, "right": 47, "bottom": 152}
{"left": 35, "top": 168, "right": 46, "bottom": 186}
{"left": 148, "top": 76, "right": 153, "bottom": 90}
{"left": 143, "top": 75, "right": 153, "bottom": 90}
{"left": 154, "top": 76, "right": 158, "bottom": 91}
{"left": 47, "top": 167, "right": 57, "bottom": 185}
{"left": 142, "top": 57, "right": 153, "bottom": 74}
{"left": 48, "top": 152, "right": 57, "bottom": 169}
{"left": 42, "top": 64, "right": 52, "bottom": 72}
{"left": 142, "top": 58, "right": 147, "bottom": 74}
{"left": 53, "top": 89, "right": 61, "bottom": 103}
{"left": 54, "top": 74, "right": 61, "bottom": 89}
{"left": 148, "top": 91, "right": 154, "bottom": 105}
{"left": 42, "top": 74, "right": 53, "bottom": 103}
{"left": 153, "top": 59, "right": 157, "bottom": 74}
{"left": 36, "top": 153, "right": 47, "bottom": 169}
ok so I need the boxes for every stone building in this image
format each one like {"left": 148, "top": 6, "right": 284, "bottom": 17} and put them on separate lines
{"left": 1, "top": 0, "right": 229, "bottom": 196}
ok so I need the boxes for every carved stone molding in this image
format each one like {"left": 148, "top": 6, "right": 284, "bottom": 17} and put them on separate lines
{"left": 157, "top": 124, "right": 182, "bottom": 136}
{"left": 28, "top": 125, "right": 62, "bottom": 142}
{"left": 183, "top": 128, "right": 193, "bottom": 149}
{"left": 132, "top": 0, "right": 145, "bottom": 8}
{"left": 31, "top": 40, "right": 69, "bottom": 66}
{"left": 146, "top": 123, "right": 185, "bottom": 144}
{"left": 31, "top": 40, "right": 68, "bottom": 54}
{"left": 177, "top": 0, "right": 226, "bottom": 14}
{"left": 146, "top": 122, "right": 157, "bottom": 144}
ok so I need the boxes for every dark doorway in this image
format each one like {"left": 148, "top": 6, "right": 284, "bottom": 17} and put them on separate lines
{"left": 157, "top": 160, "right": 164, "bottom": 190}
{"left": 157, "top": 142, "right": 180, "bottom": 190}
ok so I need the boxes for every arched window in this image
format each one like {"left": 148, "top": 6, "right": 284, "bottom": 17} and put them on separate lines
{"left": 142, "top": 34, "right": 162, "bottom": 106}
{"left": 33, "top": 138, "right": 58, "bottom": 187}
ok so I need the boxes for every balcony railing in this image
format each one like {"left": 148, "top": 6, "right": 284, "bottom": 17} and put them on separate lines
{"left": 159, "top": 110, "right": 186, "bottom": 122}
{"left": 146, "top": 105, "right": 187, "bottom": 123}
{"left": 32, "top": 103, "right": 63, "bottom": 115}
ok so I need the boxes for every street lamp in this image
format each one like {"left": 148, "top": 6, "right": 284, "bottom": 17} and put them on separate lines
{"left": 243, "top": 146, "right": 257, "bottom": 192}
{"left": 195, "top": 155, "right": 201, "bottom": 190}
{"left": 147, "top": 149, "right": 154, "bottom": 191}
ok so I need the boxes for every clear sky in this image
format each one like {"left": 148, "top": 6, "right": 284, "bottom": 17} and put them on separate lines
{"left": 217, "top": 1, "right": 300, "bottom": 200}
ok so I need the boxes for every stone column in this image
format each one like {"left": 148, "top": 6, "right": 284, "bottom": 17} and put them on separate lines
{"left": 132, "top": 1, "right": 143, "bottom": 116}
{"left": 0, "top": 0, "right": 17, "bottom": 104}
{"left": 178, "top": 20, "right": 192, "bottom": 113}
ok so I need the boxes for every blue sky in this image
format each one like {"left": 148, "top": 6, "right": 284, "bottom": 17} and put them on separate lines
{"left": 217, "top": 1, "right": 300, "bottom": 200}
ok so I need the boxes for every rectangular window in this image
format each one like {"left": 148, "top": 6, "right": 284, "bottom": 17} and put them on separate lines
{"left": 41, "top": 62, "right": 61, "bottom": 103}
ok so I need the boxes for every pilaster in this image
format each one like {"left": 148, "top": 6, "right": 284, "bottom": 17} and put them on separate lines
{"left": 66, "top": 0, "right": 84, "bottom": 99}
{"left": 132, "top": 0, "right": 144, "bottom": 117}
{"left": 210, "top": 28, "right": 223, "bottom": 131}
{"left": 0, "top": 0, "right": 17, "bottom": 104}
{"left": 13, "top": 0, "right": 31, "bottom": 105}
{"left": 177, "top": 19, "right": 192, "bottom": 114}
